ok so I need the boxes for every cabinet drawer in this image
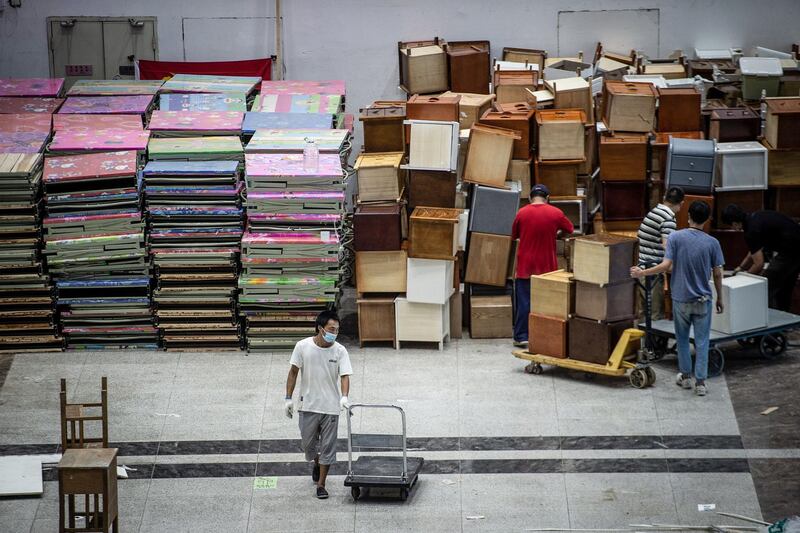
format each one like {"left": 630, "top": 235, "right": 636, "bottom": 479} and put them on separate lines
{"left": 669, "top": 170, "right": 713, "bottom": 190}
{"left": 670, "top": 155, "right": 714, "bottom": 173}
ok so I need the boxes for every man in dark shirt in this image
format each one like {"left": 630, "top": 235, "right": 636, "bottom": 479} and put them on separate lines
{"left": 721, "top": 205, "right": 800, "bottom": 311}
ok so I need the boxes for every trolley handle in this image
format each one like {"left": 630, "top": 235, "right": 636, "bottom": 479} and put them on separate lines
{"left": 345, "top": 403, "right": 408, "bottom": 481}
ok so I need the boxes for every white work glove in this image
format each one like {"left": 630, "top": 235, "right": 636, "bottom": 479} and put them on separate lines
{"left": 339, "top": 396, "right": 350, "bottom": 411}
{"left": 284, "top": 398, "right": 294, "bottom": 419}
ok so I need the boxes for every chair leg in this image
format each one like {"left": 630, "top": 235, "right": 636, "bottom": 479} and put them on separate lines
{"left": 68, "top": 494, "right": 75, "bottom": 529}
{"left": 59, "top": 490, "right": 65, "bottom": 533}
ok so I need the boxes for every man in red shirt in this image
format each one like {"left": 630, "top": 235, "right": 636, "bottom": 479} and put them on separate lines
{"left": 511, "top": 184, "right": 574, "bottom": 346}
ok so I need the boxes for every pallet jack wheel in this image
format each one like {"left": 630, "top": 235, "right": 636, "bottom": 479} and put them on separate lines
{"left": 644, "top": 367, "right": 656, "bottom": 385}
{"left": 759, "top": 334, "right": 787, "bottom": 359}
{"left": 525, "top": 363, "right": 543, "bottom": 375}
{"left": 351, "top": 487, "right": 361, "bottom": 501}
{"left": 629, "top": 368, "right": 648, "bottom": 389}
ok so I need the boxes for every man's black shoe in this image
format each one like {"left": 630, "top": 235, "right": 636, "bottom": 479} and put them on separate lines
{"left": 316, "top": 486, "right": 329, "bottom": 499}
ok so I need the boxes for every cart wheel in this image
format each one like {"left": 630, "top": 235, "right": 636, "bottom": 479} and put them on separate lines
{"left": 708, "top": 347, "right": 725, "bottom": 377}
{"left": 644, "top": 366, "right": 656, "bottom": 386}
{"left": 351, "top": 487, "right": 361, "bottom": 501}
{"left": 525, "top": 363, "right": 543, "bottom": 375}
{"left": 400, "top": 487, "right": 409, "bottom": 501}
{"left": 759, "top": 334, "right": 787, "bottom": 359}
{"left": 629, "top": 368, "right": 648, "bottom": 389}
{"left": 583, "top": 372, "right": 596, "bottom": 380}
{"left": 650, "top": 336, "right": 669, "bottom": 360}
{"left": 737, "top": 336, "right": 760, "bottom": 349}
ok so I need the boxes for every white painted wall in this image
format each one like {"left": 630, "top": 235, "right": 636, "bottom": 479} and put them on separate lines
{"left": 2, "top": 0, "right": 799, "bottom": 146}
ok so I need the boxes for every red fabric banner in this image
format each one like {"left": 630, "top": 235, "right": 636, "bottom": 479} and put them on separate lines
{"left": 137, "top": 58, "right": 272, "bottom": 82}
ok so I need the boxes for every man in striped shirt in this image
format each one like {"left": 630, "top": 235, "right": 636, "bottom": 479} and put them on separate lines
{"left": 637, "top": 186, "right": 685, "bottom": 319}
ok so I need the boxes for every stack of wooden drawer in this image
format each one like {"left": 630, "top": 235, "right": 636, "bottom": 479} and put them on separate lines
{"left": 535, "top": 109, "right": 587, "bottom": 202}
{"left": 598, "top": 132, "right": 648, "bottom": 231}
{"left": 464, "top": 182, "right": 518, "bottom": 339}
{"left": 528, "top": 270, "right": 575, "bottom": 358}
{"left": 763, "top": 97, "right": 800, "bottom": 220}
{"left": 569, "top": 235, "right": 637, "bottom": 364}
{"left": 401, "top": 207, "right": 463, "bottom": 348}
{"left": 598, "top": 81, "right": 657, "bottom": 230}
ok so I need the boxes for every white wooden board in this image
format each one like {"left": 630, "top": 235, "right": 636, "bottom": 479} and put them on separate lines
{"left": 0, "top": 456, "right": 43, "bottom": 496}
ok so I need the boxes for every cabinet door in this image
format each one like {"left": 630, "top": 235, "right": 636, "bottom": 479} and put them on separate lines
{"left": 103, "top": 20, "right": 157, "bottom": 80}
{"left": 49, "top": 19, "right": 104, "bottom": 89}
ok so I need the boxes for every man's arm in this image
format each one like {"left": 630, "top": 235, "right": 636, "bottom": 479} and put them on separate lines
{"left": 559, "top": 213, "right": 575, "bottom": 235}
{"left": 713, "top": 266, "right": 724, "bottom": 314}
{"left": 734, "top": 252, "right": 753, "bottom": 274}
{"left": 340, "top": 375, "right": 350, "bottom": 397}
{"left": 631, "top": 258, "right": 673, "bottom": 278}
{"left": 511, "top": 214, "right": 520, "bottom": 241}
{"left": 745, "top": 249, "right": 765, "bottom": 275}
{"left": 285, "top": 365, "right": 299, "bottom": 398}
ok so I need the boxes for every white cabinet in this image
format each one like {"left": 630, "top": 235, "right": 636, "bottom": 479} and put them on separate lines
{"left": 395, "top": 297, "right": 450, "bottom": 350}
{"left": 715, "top": 142, "right": 768, "bottom": 191}
{"left": 711, "top": 272, "right": 768, "bottom": 334}
{"left": 406, "top": 258, "right": 455, "bottom": 305}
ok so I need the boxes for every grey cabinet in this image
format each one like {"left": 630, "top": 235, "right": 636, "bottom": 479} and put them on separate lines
{"left": 665, "top": 138, "right": 716, "bottom": 195}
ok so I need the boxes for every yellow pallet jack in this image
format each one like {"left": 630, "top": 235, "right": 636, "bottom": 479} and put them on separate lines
{"left": 512, "top": 328, "right": 656, "bottom": 388}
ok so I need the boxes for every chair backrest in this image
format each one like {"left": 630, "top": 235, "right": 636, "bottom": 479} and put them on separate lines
{"left": 60, "top": 377, "right": 109, "bottom": 450}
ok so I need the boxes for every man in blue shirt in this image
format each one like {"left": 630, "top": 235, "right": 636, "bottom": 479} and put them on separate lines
{"left": 630, "top": 201, "right": 724, "bottom": 396}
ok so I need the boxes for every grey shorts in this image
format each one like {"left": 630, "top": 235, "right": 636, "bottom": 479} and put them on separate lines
{"left": 298, "top": 411, "right": 339, "bottom": 465}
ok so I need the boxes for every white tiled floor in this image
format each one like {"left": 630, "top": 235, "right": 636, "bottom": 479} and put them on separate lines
{"left": 0, "top": 338, "right": 768, "bottom": 532}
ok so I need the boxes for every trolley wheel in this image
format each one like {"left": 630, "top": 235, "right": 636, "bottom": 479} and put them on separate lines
{"left": 644, "top": 366, "right": 656, "bottom": 385}
{"left": 650, "top": 336, "right": 669, "bottom": 360}
{"left": 525, "top": 363, "right": 543, "bottom": 375}
{"left": 759, "top": 334, "right": 787, "bottom": 359}
{"left": 583, "top": 372, "right": 596, "bottom": 380}
{"left": 708, "top": 347, "right": 725, "bottom": 377}
{"left": 400, "top": 487, "right": 409, "bottom": 501}
{"left": 629, "top": 368, "right": 648, "bottom": 389}
{"left": 737, "top": 336, "right": 760, "bottom": 349}
{"left": 351, "top": 487, "right": 361, "bottom": 501}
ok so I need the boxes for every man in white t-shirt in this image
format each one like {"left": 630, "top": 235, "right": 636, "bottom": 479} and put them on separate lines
{"left": 284, "top": 310, "right": 353, "bottom": 499}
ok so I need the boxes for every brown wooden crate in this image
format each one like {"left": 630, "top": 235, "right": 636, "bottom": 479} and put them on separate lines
{"left": 529, "top": 313, "right": 568, "bottom": 358}
{"left": 464, "top": 232, "right": 512, "bottom": 287}
{"left": 357, "top": 297, "right": 396, "bottom": 345}
{"left": 355, "top": 250, "right": 408, "bottom": 293}
{"left": 469, "top": 295, "right": 512, "bottom": 338}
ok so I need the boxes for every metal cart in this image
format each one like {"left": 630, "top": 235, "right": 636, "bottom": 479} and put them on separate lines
{"left": 344, "top": 403, "right": 424, "bottom": 502}
{"left": 513, "top": 328, "right": 656, "bottom": 388}
{"left": 641, "top": 308, "right": 800, "bottom": 377}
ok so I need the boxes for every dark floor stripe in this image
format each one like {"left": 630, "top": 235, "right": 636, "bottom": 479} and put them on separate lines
{"left": 36, "top": 458, "right": 762, "bottom": 482}
{"left": 0, "top": 434, "right": 748, "bottom": 456}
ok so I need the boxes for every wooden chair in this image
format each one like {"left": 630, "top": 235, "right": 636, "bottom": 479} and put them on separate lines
{"left": 58, "top": 448, "right": 119, "bottom": 533}
{"left": 60, "top": 377, "right": 108, "bottom": 450}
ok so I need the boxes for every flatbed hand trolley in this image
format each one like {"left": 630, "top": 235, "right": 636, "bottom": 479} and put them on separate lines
{"left": 344, "top": 404, "right": 424, "bottom": 502}
{"left": 513, "top": 328, "right": 656, "bottom": 388}
{"left": 640, "top": 308, "right": 800, "bottom": 377}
